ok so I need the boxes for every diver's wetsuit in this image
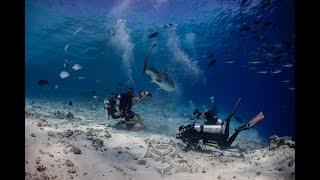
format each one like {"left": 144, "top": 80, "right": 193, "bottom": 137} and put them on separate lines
{"left": 105, "top": 90, "right": 149, "bottom": 129}
{"left": 119, "top": 92, "right": 135, "bottom": 121}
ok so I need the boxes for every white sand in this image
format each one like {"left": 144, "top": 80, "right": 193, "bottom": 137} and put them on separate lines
{"left": 25, "top": 98, "right": 295, "bottom": 180}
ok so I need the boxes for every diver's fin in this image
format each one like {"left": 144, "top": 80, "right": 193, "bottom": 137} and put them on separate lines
{"left": 225, "top": 98, "right": 241, "bottom": 121}
{"left": 142, "top": 43, "right": 158, "bottom": 77}
{"left": 235, "top": 112, "right": 264, "bottom": 131}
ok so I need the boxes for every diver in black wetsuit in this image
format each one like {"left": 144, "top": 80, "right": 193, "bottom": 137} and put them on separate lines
{"left": 177, "top": 98, "right": 264, "bottom": 149}
{"left": 104, "top": 88, "right": 151, "bottom": 129}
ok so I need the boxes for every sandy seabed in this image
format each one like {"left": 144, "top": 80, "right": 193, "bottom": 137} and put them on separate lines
{"left": 25, "top": 97, "right": 295, "bottom": 180}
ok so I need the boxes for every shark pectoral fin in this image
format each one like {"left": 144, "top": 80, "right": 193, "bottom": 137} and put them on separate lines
{"left": 155, "top": 79, "right": 162, "bottom": 83}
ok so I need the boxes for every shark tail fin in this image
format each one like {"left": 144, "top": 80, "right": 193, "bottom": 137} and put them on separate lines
{"left": 142, "top": 43, "right": 158, "bottom": 77}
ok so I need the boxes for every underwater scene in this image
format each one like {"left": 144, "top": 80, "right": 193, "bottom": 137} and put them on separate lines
{"left": 25, "top": 0, "right": 295, "bottom": 179}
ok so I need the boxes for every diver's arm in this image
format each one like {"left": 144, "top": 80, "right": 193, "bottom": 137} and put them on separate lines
{"left": 132, "top": 92, "right": 150, "bottom": 103}
{"left": 132, "top": 95, "right": 146, "bottom": 103}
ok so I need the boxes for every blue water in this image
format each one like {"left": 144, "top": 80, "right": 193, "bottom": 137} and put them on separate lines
{"left": 26, "top": 0, "right": 295, "bottom": 139}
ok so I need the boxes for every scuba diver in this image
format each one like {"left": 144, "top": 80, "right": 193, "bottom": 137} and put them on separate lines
{"left": 104, "top": 88, "right": 152, "bottom": 130}
{"left": 176, "top": 98, "right": 264, "bottom": 149}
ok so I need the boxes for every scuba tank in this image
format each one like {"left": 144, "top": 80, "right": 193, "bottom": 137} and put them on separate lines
{"left": 194, "top": 120, "right": 225, "bottom": 135}
{"left": 115, "top": 94, "right": 121, "bottom": 116}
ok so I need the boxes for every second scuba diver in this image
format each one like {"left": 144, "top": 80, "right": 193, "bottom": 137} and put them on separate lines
{"left": 104, "top": 88, "right": 151, "bottom": 130}
{"left": 176, "top": 98, "right": 264, "bottom": 149}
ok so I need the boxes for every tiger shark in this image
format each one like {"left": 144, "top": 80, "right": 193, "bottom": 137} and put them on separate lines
{"left": 142, "top": 44, "right": 175, "bottom": 92}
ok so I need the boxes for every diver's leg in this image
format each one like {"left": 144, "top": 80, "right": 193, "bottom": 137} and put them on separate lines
{"left": 223, "top": 98, "right": 241, "bottom": 138}
{"left": 132, "top": 113, "right": 145, "bottom": 127}
{"left": 224, "top": 130, "right": 240, "bottom": 147}
{"left": 224, "top": 98, "right": 242, "bottom": 122}
{"left": 223, "top": 112, "right": 264, "bottom": 147}
{"left": 223, "top": 120, "right": 230, "bottom": 139}
{"left": 125, "top": 112, "right": 145, "bottom": 129}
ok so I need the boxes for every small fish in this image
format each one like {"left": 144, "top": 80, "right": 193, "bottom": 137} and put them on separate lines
{"left": 72, "top": 64, "right": 82, "bottom": 71}
{"left": 209, "top": 97, "right": 215, "bottom": 105}
{"left": 64, "top": 59, "right": 70, "bottom": 64}
{"left": 283, "top": 64, "right": 293, "bottom": 68}
{"left": 281, "top": 80, "right": 290, "bottom": 83}
{"left": 63, "top": 63, "right": 67, "bottom": 68}
{"left": 147, "top": 32, "right": 158, "bottom": 39}
{"left": 64, "top": 44, "right": 69, "bottom": 52}
{"left": 240, "top": 23, "right": 250, "bottom": 32}
{"left": 207, "top": 55, "right": 217, "bottom": 68}
{"left": 78, "top": 76, "right": 85, "bottom": 80}
{"left": 68, "top": 101, "right": 72, "bottom": 106}
{"left": 60, "top": 71, "right": 70, "bottom": 79}
{"left": 257, "top": 71, "right": 268, "bottom": 74}
{"left": 266, "top": 53, "right": 273, "bottom": 57}
{"left": 163, "top": 23, "right": 174, "bottom": 28}
{"left": 93, "top": 96, "right": 99, "bottom": 99}
{"left": 54, "top": 85, "right": 59, "bottom": 89}
{"left": 249, "top": 67, "right": 257, "bottom": 70}
{"left": 96, "top": 80, "right": 102, "bottom": 83}
{"left": 73, "top": 25, "right": 83, "bottom": 36}
{"left": 249, "top": 61, "right": 261, "bottom": 64}
{"left": 273, "top": 44, "right": 282, "bottom": 49}
{"left": 38, "top": 80, "right": 48, "bottom": 86}
{"left": 91, "top": 91, "right": 96, "bottom": 94}
{"left": 288, "top": 87, "right": 295, "bottom": 91}
{"left": 225, "top": 60, "right": 235, "bottom": 64}
{"left": 271, "top": 69, "right": 282, "bottom": 74}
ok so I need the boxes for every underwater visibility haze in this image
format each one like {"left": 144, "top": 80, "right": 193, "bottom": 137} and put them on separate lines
{"left": 26, "top": 0, "right": 295, "bottom": 142}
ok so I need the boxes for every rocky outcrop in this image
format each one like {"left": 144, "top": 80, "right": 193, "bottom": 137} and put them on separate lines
{"left": 92, "top": 138, "right": 104, "bottom": 150}
{"left": 268, "top": 135, "right": 295, "bottom": 150}
{"left": 53, "top": 111, "right": 74, "bottom": 120}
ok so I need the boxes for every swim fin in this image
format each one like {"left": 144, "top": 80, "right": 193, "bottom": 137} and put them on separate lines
{"left": 235, "top": 112, "right": 264, "bottom": 131}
